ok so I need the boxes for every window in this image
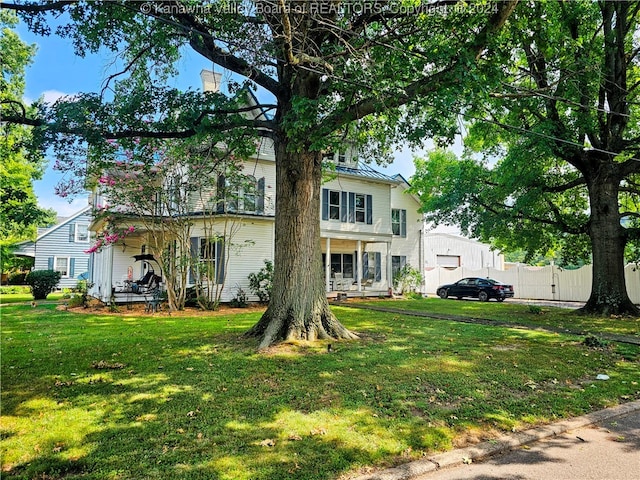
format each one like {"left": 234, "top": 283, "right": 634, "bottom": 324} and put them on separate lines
{"left": 329, "top": 190, "right": 341, "bottom": 220}
{"left": 243, "top": 175, "right": 257, "bottom": 213}
{"left": 189, "top": 237, "right": 225, "bottom": 285}
{"left": 54, "top": 257, "right": 70, "bottom": 277}
{"left": 75, "top": 223, "right": 89, "bottom": 243}
{"left": 392, "top": 255, "right": 407, "bottom": 278}
{"left": 391, "top": 209, "right": 406, "bottom": 237}
{"left": 355, "top": 194, "right": 366, "bottom": 223}
{"left": 217, "top": 174, "right": 265, "bottom": 214}
{"left": 322, "top": 188, "right": 373, "bottom": 224}
{"left": 363, "top": 252, "right": 382, "bottom": 281}
{"left": 329, "top": 253, "right": 354, "bottom": 278}
{"left": 337, "top": 151, "right": 347, "bottom": 163}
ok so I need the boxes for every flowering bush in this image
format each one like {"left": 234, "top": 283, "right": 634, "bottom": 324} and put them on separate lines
{"left": 85, "top": 223, "right": 135, "bottom": 254}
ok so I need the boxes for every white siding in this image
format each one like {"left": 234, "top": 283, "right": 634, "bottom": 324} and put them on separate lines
{"left": 190, "top": 217, "right": 274, "bottom": 302}
{"left": 320, "top": 176, "right": 392, "bottom": 236}
{"left": 424, "top": 233, "right": 504, "bottom": 271}
{"left": 389, "top": 183, "right": 423, "bottom": 272}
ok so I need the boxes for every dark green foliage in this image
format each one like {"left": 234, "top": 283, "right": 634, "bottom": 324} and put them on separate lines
{"left": 7, "top": 271, "right": 26, "bottom": 285}
{"left": 393, "top": 264, "right": 423, "bottom": 295}
{"left": 24, "top": 269, "right": 61, "bottom": 299}
{"left": 248, "top": 260, "right": 273, "bottom": 304}
{"left": 229, "top": 286, "right": 248, "bottom": 308}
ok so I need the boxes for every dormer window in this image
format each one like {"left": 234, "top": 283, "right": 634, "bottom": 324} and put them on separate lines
{"left": 322, "top": 149, "right": 351, "bottom": 165}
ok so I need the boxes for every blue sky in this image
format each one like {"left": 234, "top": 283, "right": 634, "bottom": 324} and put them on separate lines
{"left": 17, "top": 19, "right": 434, "bottom": 217}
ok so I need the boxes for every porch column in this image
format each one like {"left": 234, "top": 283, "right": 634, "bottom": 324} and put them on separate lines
{"left": 356, "top": 240, "right": 363, "bottom": 292}
{"left": 386, "top": 241, "right": 392, "bottom": 293}
{"left": 325, "top": 237, "right": 331, "bottom": 292}
{"left": 106, "top": 245, "right": 114, "bottom": 303}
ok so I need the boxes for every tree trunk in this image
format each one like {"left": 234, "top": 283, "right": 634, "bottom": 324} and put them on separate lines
{"left": 245, "top": 139, "right": 358, "bottom": 349}
{"left": 581, "top": 173, "right": 639, "bottom": 316}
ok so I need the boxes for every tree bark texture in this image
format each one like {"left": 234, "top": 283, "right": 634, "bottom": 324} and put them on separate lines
{"left": 244, "top": 140, "right": 358, "bottom": 349}
{"left": 581, "top": 168, "right": 639, "bottom": 316}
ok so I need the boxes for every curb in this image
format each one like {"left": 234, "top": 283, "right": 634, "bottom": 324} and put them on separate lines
{"left": 353, "top": 400, "right": 640, "bottom": 480}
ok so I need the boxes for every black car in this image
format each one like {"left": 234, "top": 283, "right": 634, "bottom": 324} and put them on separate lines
{"left": 437, "top": 277, "right": 514, "bottom": 302}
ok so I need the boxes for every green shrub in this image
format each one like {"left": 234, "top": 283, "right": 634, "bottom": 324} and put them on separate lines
{"left": 393, "top": 265, "right": 424, "bottom": 295}
{"left": 528, "top": 305, "right": 543, "bottom": 315}
{"left": 7, "top": 272, "right": 27, "bottom": 285}
{"left": 248, "top": 260, "right": 273, "bottom": 303}
{"left": 67, "top": 294, "right": 85, "bottom": 308}
{"left": 71, "top": 279, "right": 92, "bottom": 307}
{"left": 25, "top": 270, "right": 62, "bottom": 300}
{"left": 229, "top": 286, "right": 248, "bottom": 308}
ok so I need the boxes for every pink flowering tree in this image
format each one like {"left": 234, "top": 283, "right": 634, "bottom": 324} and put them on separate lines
{"left": 80, "top": 133, "right": 256, "bottom": 311}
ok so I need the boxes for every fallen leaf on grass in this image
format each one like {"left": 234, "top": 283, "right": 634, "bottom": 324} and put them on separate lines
{"left": 92, "top": 360, "right": 125, "bottom": 370}
{"left": 462, "top": 457, "right": 472, "bottom": 464}
{"left": 288, "top": 434, "right": 303, "bottom": 441}
{"left": 310, "top": 428, "right": 327, "bottom": 436}
{"left": 259, "top": 438, "right": 276, "bottom": 447}
{"left": 55, "top": 380, "right": 74, "bottom": 387}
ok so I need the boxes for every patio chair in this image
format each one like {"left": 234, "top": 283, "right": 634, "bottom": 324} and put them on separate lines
{"left": 144, "top": 288, "right": 163, "bottom": 313}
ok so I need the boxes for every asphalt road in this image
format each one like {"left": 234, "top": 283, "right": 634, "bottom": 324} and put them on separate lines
{"left": 412, "top": 410, "right": 640, "bottom": 480}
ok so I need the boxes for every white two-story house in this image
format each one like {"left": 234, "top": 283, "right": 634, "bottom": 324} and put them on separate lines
{"left": 87, "top": 71, "right": 423, "bottom": 304}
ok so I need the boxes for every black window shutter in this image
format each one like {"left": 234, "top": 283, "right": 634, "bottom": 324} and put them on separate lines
{"left": 215, "top": 239, "right": 225, "bottom": 284}
{"left": 257, "top": 177, "right": 265, "bottom": 214}
{"left": 401, "top": 209, "right": 407, "bottom": 237}
{"left": 216, "top": 175, "right": 226, "bottom": 213}
{"left": 375, "top": 252, "right": 382, "bottom": 281}
{"left": 366, "top": 195, "right": 373, "bottom": 224}
{"left": 341, "top": 191, "right": 348, "bottom": 222}
{"left": 321, "top": 188, "right": 329, "bottom": 220}
{"left": 363, "top": 253, "right": 369, "bottom": 279}
{"left": 189, "top": 237, "right": 199, "bottom": 284}
{"left": 348, "top": 192, "right": 355, "bottom": 223}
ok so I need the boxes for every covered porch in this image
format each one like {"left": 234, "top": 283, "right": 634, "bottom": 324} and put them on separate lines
{"left": 322, "top": 233, "right": 393, "bottom": 296}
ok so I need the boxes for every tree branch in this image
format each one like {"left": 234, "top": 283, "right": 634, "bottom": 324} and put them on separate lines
{"left": 541, "top": 177, "right": 587, "bottom": 193}
{"left": 0, "top": 1, "right": 75, "bottom": 13}
{"left": 472, "top": 195, "right": 586, "bottom": 235}
{"left": 319, "top": 0, "right": 519, "bottom": 131}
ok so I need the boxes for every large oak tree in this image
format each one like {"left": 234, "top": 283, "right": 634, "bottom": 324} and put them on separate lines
{"left": 411, "top": 1, "right": 640, "bottom": 315}
{"left": 1, "top": 0, "right": 517, "bottom": 347}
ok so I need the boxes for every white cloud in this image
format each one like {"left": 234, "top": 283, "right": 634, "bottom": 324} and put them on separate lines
{"left": 24, "top": 90, "right": 76, "bottom": 106}
{"left": 38, "top": 194, "right": 89, "bottom": 218}
{"left": 42, "top": 89, "right": 75, "bottom": 104}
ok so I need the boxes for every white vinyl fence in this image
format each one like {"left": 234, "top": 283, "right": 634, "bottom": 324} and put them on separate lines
{"left": 424, "top": 264, "right": 640, "bottom": 304}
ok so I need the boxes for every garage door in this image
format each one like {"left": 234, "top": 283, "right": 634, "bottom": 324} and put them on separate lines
{"left": 436, "top": 255, "right": 460, "bottom": 267}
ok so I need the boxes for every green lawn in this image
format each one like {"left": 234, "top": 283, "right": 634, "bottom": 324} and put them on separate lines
{"left": 360, "top": 297, "right": 640, "bottom": 337}
{"left": 1, "top": 301, "right": 639, "bottom": 480}
{"left": 0, "top": 292, "right": 66, "bottom": 304}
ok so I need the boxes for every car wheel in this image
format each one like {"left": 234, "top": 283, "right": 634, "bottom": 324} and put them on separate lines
{"left": 478, "top": 291, "right": 489, "bottom": 302}
{"left": 497, "top": 297, "right": 505, "bottom": 302}
{"left": 437, "top": 288, "right": 448, "bottom": 299}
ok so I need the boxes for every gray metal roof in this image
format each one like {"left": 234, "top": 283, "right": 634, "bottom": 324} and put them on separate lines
{"left": 335, "top": 164, "right": 399, "bottom": 183}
